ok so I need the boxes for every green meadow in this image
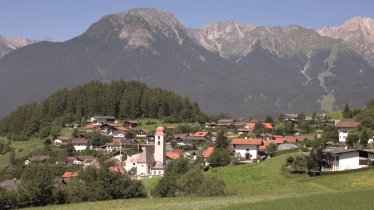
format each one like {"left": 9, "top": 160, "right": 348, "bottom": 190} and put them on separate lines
{"left": 28, "top": 151, "right": 374, "bottom": 210}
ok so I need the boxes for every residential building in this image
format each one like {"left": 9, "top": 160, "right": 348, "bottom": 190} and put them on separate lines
{"left": 24, "top": 156, "right": 50, "bottom": 165}
{"left": 230, "top": 138, "right": 263, "bottom": 160}
{"left": 72, "top": 138, "right": 90, "bottom": 151}
{"left": 328, "top": 149, "right": 374, "bottom": 171}
{"left": 335, "top": 122, "right": 360, "bottom": 142}
{"left": 90, "top": 116, "right": 116, "bottom": 125}
{"left": 54, "top": 136, "right": 69, "bottom": 147}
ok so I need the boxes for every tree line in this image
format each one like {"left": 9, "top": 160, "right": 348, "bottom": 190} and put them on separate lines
{"left": 0, "top": 80, "right": 207, "bottom": 140}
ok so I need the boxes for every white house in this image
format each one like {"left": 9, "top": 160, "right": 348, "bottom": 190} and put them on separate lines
{"left": 72, "top": 138, "right": 90, "bottom": 151}
{"left": 53, "top": 136, "right": 69, "bottom": 146}
{"left": 335, "top": 122, "right": 360, "bottom": 142}
{"left": 136, "top": 127, "right": 166, "bottom": 176}
{"left": 90, "top": 116, "right": 116, "bottom": 125}
{"left": 329, "top": 149, "right": 374, "bottom": 171}
{"left": 230, "top": 138, "right": 263, "bottom": 160}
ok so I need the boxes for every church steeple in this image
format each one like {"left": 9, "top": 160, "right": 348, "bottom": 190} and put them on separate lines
{"left": 154, "top": 127, "right": 166, "bottom": 164}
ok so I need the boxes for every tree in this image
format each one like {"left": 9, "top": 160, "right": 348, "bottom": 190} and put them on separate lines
{"left": 298, "top": 112, "right": 306, "bottom": 121}
{"left": 343, "top": 103, "right": 353, "bottom": 118}
{"left": 208, "top": 149, "right": 231, "bottom": 167}
{"left": 50, "top": 126, "right": 62, "bottom": 138}
{"left": 151, "top": 158, "right": 190, "bottom": 197}
{"left": 346, "top": 134, "right": 359, "bottom": 148}
{"left": 253, "top": 121, "right": 266, "bottom": 136}
{"left": 152, "top": 159, "right": 226, "bottom": 197}
{"left": 66, "top": 142, "right": 74, "bottom": 156}
{"left": 292, "top": 155, "right": 307, "bottom": 172}
{"left": 266, "top": 143, "right": 278, "bottom": 157}
{"left": 18, "top": 165, "right": 56, "bottom": 206}
{"left": 215, "top": 130, "right": 229, "bottom": 149}
{"left": 306, "top": 148, "right": 333, "bottom": 175}
{"left": 321, "top": 125, "right": 339, "bottom": 142}
{"left": 264, "top": 116, "right": 274, "bottom": 123}
{"left": 360, "top": 129, "right": 369, "bottom": 146}
{"left": 176, "top": 166, "right": 226, "bottom": 196}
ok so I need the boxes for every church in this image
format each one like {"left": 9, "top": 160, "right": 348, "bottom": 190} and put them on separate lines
{"left": 136, "top": 127, "right": 166, "bottom": 176}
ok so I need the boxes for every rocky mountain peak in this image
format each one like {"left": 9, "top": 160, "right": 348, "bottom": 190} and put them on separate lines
{"left": 318, "top": 16, "right": 374, "bottom": 65}
{"left": 0, "top": 34, "right": 42, "bottom": 57}
{"left": 85, "top": 8, "right": 186, "bottom": 48}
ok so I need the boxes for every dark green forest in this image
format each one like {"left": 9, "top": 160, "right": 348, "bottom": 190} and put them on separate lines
{"left": 0, "top": 80, "right": 207, "bottom": 140}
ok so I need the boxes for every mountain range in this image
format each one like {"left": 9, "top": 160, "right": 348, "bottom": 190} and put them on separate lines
{"left": 0, "top": 35, "right": 42, "bottom": 57}
{"left": 0, "top": 8, "right": 374, "bottom": 118}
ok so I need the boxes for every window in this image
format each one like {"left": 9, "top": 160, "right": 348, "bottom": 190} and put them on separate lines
{"left": 246, "top": 148, "right": 249, "bottom": 151}
{"left": 335, "top": 156, "right": 339, "bottom": 161}
{"left": 158, "top": 141, "right": 160, "bottom": 145}
{"left": 158, "top": 136, "right": 160, "bottom": 140}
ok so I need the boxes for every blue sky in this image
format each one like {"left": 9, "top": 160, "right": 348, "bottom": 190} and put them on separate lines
{"left": 0, "top": 0, "right": 373, "bottom": 41}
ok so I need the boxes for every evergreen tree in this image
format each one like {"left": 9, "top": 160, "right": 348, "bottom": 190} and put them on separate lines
{"left": 264, "top": 116, "right": 274, "bottom": 123}
{"left": 215, "top": 130, "right": 229, "bottom": 149}
{"left": 0, "top": 80, "right": 207, "bottom": 139}
{"left": 18, "top": 165, "right": 56, "bottom": 206}
{"left": 343, "top": 103, "right": 353, "bottom": 118}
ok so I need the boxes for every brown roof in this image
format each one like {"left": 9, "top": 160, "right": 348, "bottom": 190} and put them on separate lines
{"left": 335, "top": 122, "right": 361, "bottom": 128}
{"left": 66, "top": 156, "right": 77, "bottom": 161}
{"left": 116, "top": 126, "right": 129, "bottom": 132}
{"left": 202, "top": 147, "right": 214, "bottom": 158}
{"left": 72, "top": 138, "right": 89, "bottom": 145}
{"left": 57, "top": 136, "right": 69, "bottom": 141}
{"left": 85, "top": 124, "right": 96, "bottom": 129}
{"left": 173, "top": 134, "right": 189, "bottom": 139}
{"left": 106, "top": 139, "right": 122, "bottom": 147}
{"left": 76, "top": 156, "right": 96, "bottom": 161}
{"left": 231, "top": 138, "right": 263, "bottom": 145}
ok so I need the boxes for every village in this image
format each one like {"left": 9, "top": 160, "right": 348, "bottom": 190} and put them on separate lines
{"left": 11, "top": 111, "right": 372, "bottom": 186}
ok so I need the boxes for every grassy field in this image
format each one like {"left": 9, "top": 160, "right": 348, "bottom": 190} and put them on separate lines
{"left": 28, "top": 151, "right": 374, "bottom": 210}
{"left": 0, "top": 137, "right": 44, "bottom": 168}
{"left": 134, "top": 118, "right": 190, "bottom": 131}
{"left": 60, "top": 128, "right": 74, "bottom": 138}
